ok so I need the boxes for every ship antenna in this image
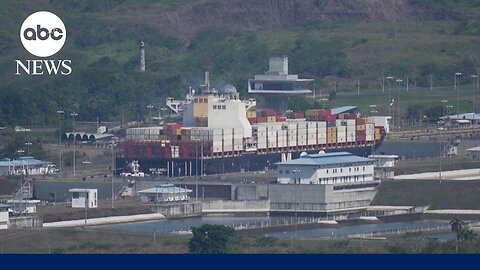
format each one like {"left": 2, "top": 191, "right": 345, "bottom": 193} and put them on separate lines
{"left": 204, "top": 58, "right": 210, "bottom": 92}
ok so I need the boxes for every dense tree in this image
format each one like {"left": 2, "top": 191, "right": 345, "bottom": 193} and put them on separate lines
{"left": 188, "top": 224, "right": 235, "bottom": 254}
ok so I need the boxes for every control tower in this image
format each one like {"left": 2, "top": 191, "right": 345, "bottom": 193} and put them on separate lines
{"left": 248, "top": 56, "right": 313, "bottom": 111}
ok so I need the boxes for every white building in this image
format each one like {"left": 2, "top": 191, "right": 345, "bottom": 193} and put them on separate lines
{"left": 69, "top": 189, "right": 98, "bottom": 208}
{"left": 369, "top": 154, "right": 398, "bottom": 180}
{"left": 277, "top": 152, "right": 374, "bottom": 185}
{"left": 138, "top": 184, "right": 192, "bottom": 203}
{"left": 270, "top": 152, "right": 379, "bottom": 215}
{"left": 0, "top": 204, "right": 10, "bottom": 230}
{"left": 466, "top": 147, "right": 480, "bottom": 160}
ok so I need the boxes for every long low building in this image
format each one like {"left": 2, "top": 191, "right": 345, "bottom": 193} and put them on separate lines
{"left": 0, "top": 156, "right": 58, "bottom": 176}
{"left": 466, "top": 147, "right": 480, "bottom": 160}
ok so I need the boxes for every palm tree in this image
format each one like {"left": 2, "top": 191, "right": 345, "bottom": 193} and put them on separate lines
{"left": 450, "top": 217, "right": 465, "bottom": 253}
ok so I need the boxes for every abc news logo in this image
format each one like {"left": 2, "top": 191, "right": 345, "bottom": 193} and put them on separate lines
{"left": 15, "top": 11, "right": 72, "bottom": 75}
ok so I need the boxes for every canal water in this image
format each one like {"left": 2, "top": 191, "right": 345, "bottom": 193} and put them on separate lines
{"left": 92, "top": 216, "right": 454, "bottom": 240}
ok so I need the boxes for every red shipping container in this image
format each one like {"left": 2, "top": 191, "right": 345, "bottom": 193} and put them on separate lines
{"left": 326, "top": 115, "right": 336, "bottom": 122}
{"left": 248, "top": 117, "right": 257, "bottom": 124}
{"left": 166, "top": 123, "right": 181, "bottom": 130}
{"left": 257, "top": 116, "right": 268, "bottom": 123}
{"left": 292, "top": 112, "right": 304, "bottom": 119}
{"left": 356, "top": 118, "right": 366, "bottom": 125}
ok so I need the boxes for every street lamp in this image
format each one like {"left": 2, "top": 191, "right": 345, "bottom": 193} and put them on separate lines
{"left": 56, "top": 110, "right": 64, "bottom": 171}
{"left": 147, "top": 105, "right": 154, "bottom": 125}
{"left": 111, "top": 143, "right": 116, "bottom": 209}
{"left": 386, "top": 76, "right": 394, "bottom": 117}
{"left": 396, "top": 79, "right": 403, "bottom": 131}
{"left": 291, "top": 168, "right": 301, "bottom": 246}
{"left": 455, "top": 72, "right": 462, "bottom": 117}
{"left": 24, "top": 142, "right": 32, "bottom": 156}
{"left": 71, "top": 112, "right": 78, "bottom": 175}
{"left": 439, "top": 100, "right": 449, "bottom": 181}
{"left": 369, "top": 104, "right": 377, "bottom": 155}
{"left": 472, "top": 74, "right": 478, "bottom": 127}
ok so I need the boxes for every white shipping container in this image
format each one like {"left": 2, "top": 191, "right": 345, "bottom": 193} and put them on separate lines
{"left": 257, "top": 142, "right": 267, "bottom": 149}
{"left": 287, "top": 123, "right": 297, "bottom": 130}
{"left": 346, "top": 119, "right": 356, "bottom": 126}
{"left": 298, "top": 139, "right": 307, "bottom": 146}
{"left": 307, "top": 134, "right": 317, "bottom": 146}
{"left": 316, "top": 121, "right": 327, "bottom": 127}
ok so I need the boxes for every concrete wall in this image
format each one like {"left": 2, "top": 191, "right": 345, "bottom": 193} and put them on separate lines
{"left": 268, "top": 182, "right": 378, "bottom": 213}
{"left": 150, "top": 201, "right": 202, "bottom": 218}
{"left": 9, "top": 215, "right": 42, "bottom": 228}
{"left": 269, "top": 184, "right": 328, "bottom": 212}
{"left": 233, "top": 184, "right": 268, "bottom": 200}
{"left": 202, "top": 200, "right": 269, "bottom": 213}
{"left": 324, "top": 183, "right": 378, "bottom": 210}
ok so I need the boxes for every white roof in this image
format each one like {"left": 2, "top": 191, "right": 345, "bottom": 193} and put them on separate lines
{"left": 7, "top": 199, "right": 41, "bottom": 204}
{"left": 369, "top": 154, "right": 399, "bottom": 159}
{"left": 69, "top": 188, "right": 97, "bottom": 193}
{"left": 467, "top": 147, "right": 480, "bottom": 152}
{"left": 138, "top": 184, "right": 192, "bottom": 194}
{"left": 367, "top": 206, "right": 414, "bottom": 211}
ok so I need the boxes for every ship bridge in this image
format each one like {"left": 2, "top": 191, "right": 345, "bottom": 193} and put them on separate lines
{"left": 248, "top": 56, "right": 313, "bottom": 111}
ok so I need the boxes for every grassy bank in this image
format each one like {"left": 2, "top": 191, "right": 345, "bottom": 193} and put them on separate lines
{"left": 0, "top": 227, "right": 475, "bottom": 254}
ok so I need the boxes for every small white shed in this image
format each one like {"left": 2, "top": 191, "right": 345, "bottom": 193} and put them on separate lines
{"left": 0, "top": 204, "right": 10, "bottom": 230}
{"left": 69, "top": 188, "right": 98, "bottom": 208}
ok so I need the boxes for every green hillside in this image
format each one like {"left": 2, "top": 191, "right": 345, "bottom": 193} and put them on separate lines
{"left": 0, "top": 0, "right": 479, "bottom": 127}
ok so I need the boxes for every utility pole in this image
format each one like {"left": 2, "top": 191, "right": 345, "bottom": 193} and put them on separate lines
{"left": 71, "top": 112, "right": 78, "bottom": 175}
{"left": 57, "top": 110, "right": 64, "bottom": 171}
{"left": 111, "top": 143, "right": 115, "bottom": 209}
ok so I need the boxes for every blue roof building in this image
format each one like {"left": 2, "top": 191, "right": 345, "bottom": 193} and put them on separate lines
{"left": 276, "top": 152, "right": 374, "bottom": 185}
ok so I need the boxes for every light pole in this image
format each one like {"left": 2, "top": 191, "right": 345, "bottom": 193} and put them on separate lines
{"left": 291, "top": 168, "right": 300, "bottom": 246}
{"left": 386, "top": 76, "right": 394, "bottom": 117}
{"left": 455, "top": 72, "right": 462, "bottom": 117}
{"left": 160, "top": 107, "right": 168, "bottom": 124}
{"left": 396, "top": 79, "right": 403, "bottom": 131}
{"left": 57, "top": 110, "right": 64, "bottom": 171}
{"left": 71, "top": 112, "right": 78, "bottom": 175}
{"left": 84, "top": 176, "right": 88, "bottom": 229}
{"left": 369, "top": 104, "right": 377, "bottom": 154}
{"left": 195, "top": 140, "right": 198, "bottom": 200}
{"left": 439, "top": 99, "right": 448, "bottom": 181}
{"left": 147, "top": 105, "right": 154, "bottom": 125}
{"left": 111, "top": 142, "right": 116, "bottom": 209}
{"left": 24, "top": 142, "right": 32, "bottom": 156}
{"left": 472, "top": 74, "right": 478, "bottom": 127}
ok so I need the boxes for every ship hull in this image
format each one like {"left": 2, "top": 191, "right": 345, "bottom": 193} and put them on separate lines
{"left": 116, "top": 140, "right": 383, "bottom": 177}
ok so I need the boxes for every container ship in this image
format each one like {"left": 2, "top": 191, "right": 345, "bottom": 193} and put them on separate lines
{"left": 116, "top": 67, "right": 387, "bottom": 177}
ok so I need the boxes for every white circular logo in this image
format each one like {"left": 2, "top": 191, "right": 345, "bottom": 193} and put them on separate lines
{"left": 20, "top": 11, "right": 66, "bottom": 57}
